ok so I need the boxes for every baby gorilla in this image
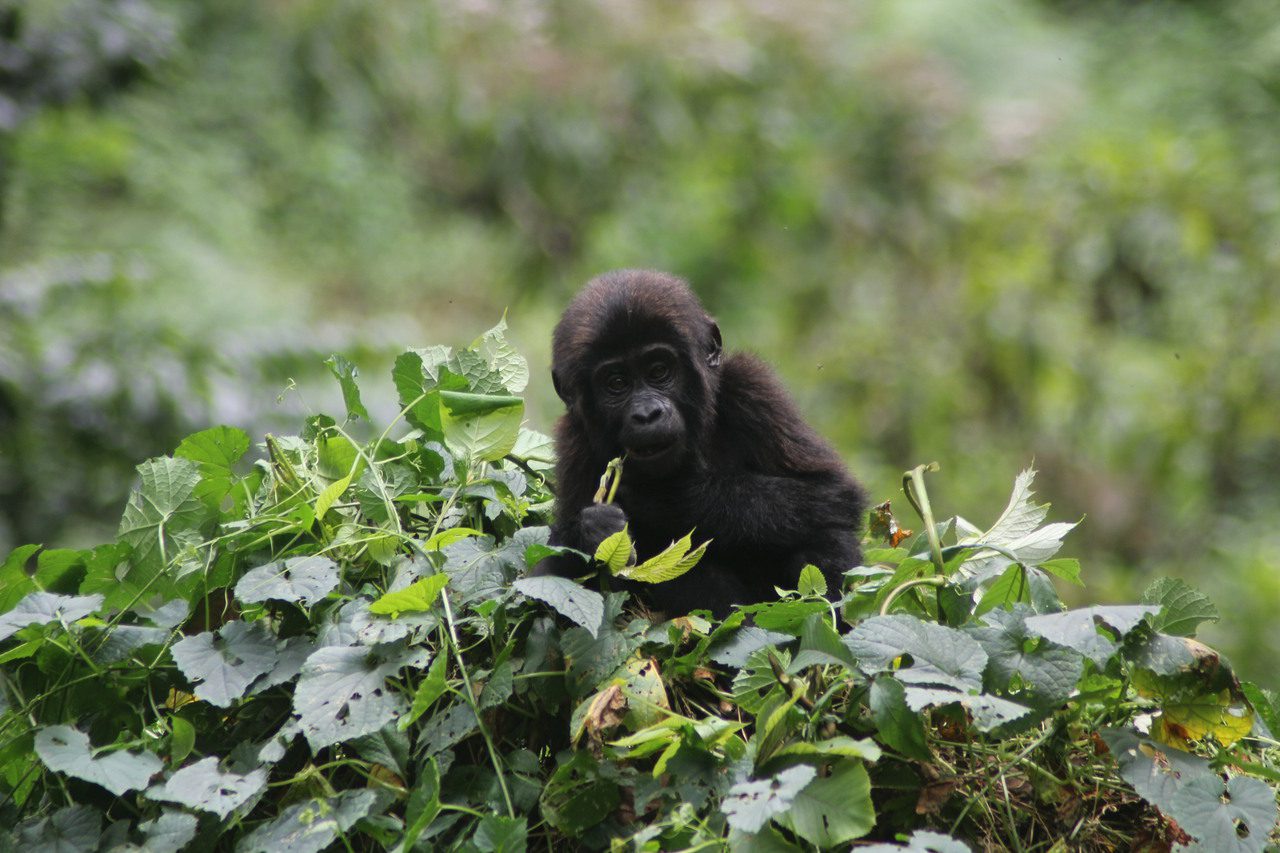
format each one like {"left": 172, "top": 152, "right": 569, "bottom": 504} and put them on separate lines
{"left": 533, "top": 270, "right": 866, "bottom": 617}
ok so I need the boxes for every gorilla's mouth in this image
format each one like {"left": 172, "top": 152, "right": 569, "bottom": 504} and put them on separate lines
{"left": 626, "top": 441, "right": 677, "bottom": 462}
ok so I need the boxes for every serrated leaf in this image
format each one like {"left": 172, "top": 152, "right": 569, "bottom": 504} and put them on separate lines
{"left": 150, "top": 756, "right": 267, "bottom": 819}
{"left": 797, "top": 564, "right": 827, "bottom": 596}
{"left": 844, "top": 615, "right": 987, "bottom": 692}
{"left": 0, "top": 591, "right": 103, "bottom": 641}
{"left": 471, "top": 317, "right": 530, "bottom": 394}
{"left": 369, "top": 574, "right": 449, "bottom": 618}
{"left": 721, "top": 765, "right": 816, "bottom": 834}
{"left": 620, "top": 533, "right": 710, "bottom": 584}
{"left": 965, "top": 607, "right": 1083, "bottom": 707}
{"left": 235, "top": 556, "right": 340, "bottom": 607}
{"left": 1024, "top": 605, "right": 1157, "bottom": 666}
{"left": 34, "top": 725, "right": 162, "bottom": 796}
{"left": 777, "top": 759, "right": 874, "bottom": 847}
{"left": 710, "top": 624, "right": 795, "bottom": 668}
{"left": 513, "top": 575, "right": 605, "bottom": 637}
{"left": 171, "top": 620, "right": 278, "bottom": 707}
{"left": 595, "top": 528, "right": 633, "bottom": 574}
{"left": 117, "top": 456, "right": 210, "bottom": 581}
{"left": 324, "top": 354, "right": 371, "bottom": 421}
{"left": 956, "top": 469, "right": 1077, "bottom": 583}
{"left": 474, "top": 814, "right": 529, "bottom": 853}
{"left": 440, "top": 391, "right": 524, "bottom": 463}
{"left": 294, "top": 644, "right": 425, "bottom": 750}
{"left": 1142, "top": 577, "right": 1219, "bottom": 637}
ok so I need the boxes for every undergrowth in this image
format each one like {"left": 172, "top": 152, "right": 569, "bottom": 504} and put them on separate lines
{"left": 1, "top": 323, "right": 1277, "bottom": 852}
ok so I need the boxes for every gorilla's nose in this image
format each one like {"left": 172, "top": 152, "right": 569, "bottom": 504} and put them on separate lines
{"left": 631, "top": 401, "right": 665, "bottom": 425}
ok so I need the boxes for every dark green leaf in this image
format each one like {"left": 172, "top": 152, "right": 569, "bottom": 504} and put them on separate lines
{"left": 721, "top": 765, "right": 816, "bottom": 833}
{"left": 325, "top": 354, "right": 371, "bottom": 421}
{"left": 1142, "top": 577, "right": 1219, "bottom": 637}
{"left": 171, "top": 621, "right": 278, "bottom": 707}
{"left": 777, "top": 759, "right": 874, "bottom": 847}
{"left": 513, "top": 575, "right": 605, "bottom": 638}
{"left": 238, "top": 790, "right": 388, "bottom": 853}
{"left": 34, "top": 726, "right": 162, "bottom": 796}
{"left": 844, "top": 615, "right": 987, "bottom": 692}
{"left": 869, "top": 676, "right": 930, "bottom": 761}
{"left": 235, "top": 556, "right": 340, "bottom": 607}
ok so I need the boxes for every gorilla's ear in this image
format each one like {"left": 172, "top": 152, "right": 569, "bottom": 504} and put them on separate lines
{"left": 706, "top": 319, "right": 723, "bottom": 369}
{"left": 552, "top": 368, "right": 572, "bottom": 405}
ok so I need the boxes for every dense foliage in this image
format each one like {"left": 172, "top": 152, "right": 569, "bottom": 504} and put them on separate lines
{"left": 2, "top": 331, "right": 1277, "bottom": 851}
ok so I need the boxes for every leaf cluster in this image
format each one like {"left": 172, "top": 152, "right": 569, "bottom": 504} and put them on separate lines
{"left": 0, "top": 329, "right": 1277, "bottom": 852}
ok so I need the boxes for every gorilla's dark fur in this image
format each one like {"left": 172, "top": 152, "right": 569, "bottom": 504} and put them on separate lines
{"left": 535, "top": 269, "right": 866, "bottom": 617}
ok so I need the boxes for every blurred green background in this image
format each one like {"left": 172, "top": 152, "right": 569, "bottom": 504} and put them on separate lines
{"left": 2, "top": 0, "right": 1278, "bottom": 679}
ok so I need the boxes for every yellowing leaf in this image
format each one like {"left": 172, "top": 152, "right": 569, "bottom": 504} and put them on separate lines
{"left": 1153, "top": 689, "right": 1254, "bottom": 748}
{"left": 595, "top": 528, "right": 633, "bottom": 574}
{"left": 369, "top": 574, "right": 449, "bottom": 618}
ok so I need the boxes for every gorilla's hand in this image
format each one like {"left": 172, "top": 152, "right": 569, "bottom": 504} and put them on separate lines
{"left": 579, "top": 503, "right": 628, "bottom": 554}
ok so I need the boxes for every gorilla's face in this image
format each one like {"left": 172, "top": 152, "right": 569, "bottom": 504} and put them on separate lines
{"left": 589, "top": 342, "right": 689, "bottom": 478}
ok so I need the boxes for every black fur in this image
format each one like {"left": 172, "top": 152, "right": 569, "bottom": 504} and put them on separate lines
{"left": 534, "top": 269, "right": 867, "bottom": 617}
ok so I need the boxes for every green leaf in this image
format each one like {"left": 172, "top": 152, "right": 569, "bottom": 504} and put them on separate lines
{"left": 369, "top": 574, "right": 449, "bottom": 618}
{"left": 740, "top": 599, "right": 829, "bottom": 635}
{"left": 956, "top": 468, "right": 1077, "bottom": 583}
{"left": 12, "top": 805, "right": 101, "bottom": 850}
{"left": 169, "top": 717, "right": 196, "bottom": 765}
{"left": 170, "top": 621, "right": 278, "bottom": 708}
{"left": 844, "top": 614, "right": 987, "bottom": 692}
{"left": 965, "top": 607, "right": 1083, "bottom": 708}
{"left": 471, "top": 317, "right": 531, "bottom": 394}
{"left": 401, "top": 652, "right": 448, "bottom": 730}
{"left": 858, "top": 830, "right": 973, "bottom": 852}
{"left": 1170, "top": 774, "right": 1277, "bottom": 853}
{"left": 774, "top": 736, "right": 882, "bottom": 762}
{"left": 34, "top": 725, "right": 162, "bottom": 796}
{"left": 440, "top": 391, "right": 524, "bottom": 463}
{"left": 325, "top": 354, "right": 371, "bottom": 421}
{"left": 175, "top": 425, "right": 251, "bottom": 512}
{"left": 1142, "top": 577, "right": 1219, "bottom": 637}
{"left": 1037, "top": 557, "right": 1083, "bottom": 586}
{"left": 473, "top": 815, "right": 528, "bottom": 853}
{"left": 1024, "top": 605, "right": 1158, "bottom": 666}
{"left": 235, "top": 556, "right": 340, "bottom": 607}
{"left": 1099, "top": 728, "right": 1215, "bottom": 815}
{"left": 401, "top": 757, "right": 442, "bottom": 851}
{"left": 314, "top": 472, "right": 353, "bottom": 520}
{"left": 117, "top": 456, "right": 210, "bottom": 586}
{"left": 294, "top": 644, "right": 426, "bottom": 750}
{"left": 620, "top": 532, "right": 710, "bottom": 583}
{"left": 901, "top": 685, "right": 1031, "bottom": 731}
{"left": 513, "top": 575, "right": 605, "bottom": 637}
{"left": 0, "top": 592, "right": 103, "bottom": 642}
{"left": 595, "top": 528, "right": 633, "bottom": 574}
{"left": 869, "top": 676, "right": 930, "bottom": 761}
{"left": 797, "top": 564, "right": 827, "bottom": 596}
{"left": 721, "top": 765, "right": 816, "bottom": 834}
{"left": 238, "top": 790, "right": 387, "bottom": 853}
{"left": 974, "top": 563, "right": 1031, "bottom": 616}
{"left": 777, "top": 759, "right": 874, "bottom": 847}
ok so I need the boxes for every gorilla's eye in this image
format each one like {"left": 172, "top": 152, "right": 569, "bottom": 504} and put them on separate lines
{"left": 605, "top": 373, "right": 629, "bottom": 394}
{"left": 647, "top": 362, "right": 671, "bottom": 383}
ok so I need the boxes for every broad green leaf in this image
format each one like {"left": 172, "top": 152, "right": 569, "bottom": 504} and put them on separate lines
{"left": 1142, "top": 577, "right": 1219, "bottom": 637}
{"left": 869, "top": 676, "right": 929, "bottom": 760}
{"left": 595, "top": 528, "right": 633, "bottom": 574}
{"left": 774, "top": 736, "right": 882, "bottom": 761}
{"left": 965, "top": 607, "right": 1083, "bottom": 707}
{"left": 513, "top": 575, "right": 605, "bottom": 637}
{"left": 34, "top": 726, "right": 162, "bottom": 796}
{"left": 0, "top": 592, "right": 103, "bottom": 642}
{"left": 510, "top": 428, "right": 556, "bottom": 472}
{"left": 240, "top": 790, "right": 387, "bottom": 853}
{"left": 721, "top": 765, "right": 816, "bottom": 834}
{"left": 170, "top": 620, "right": 277, "bottom": 707}
{"left": 473, "top": 814, "right": 528, "bottom": 853}
{"left": 418, "top": 702, "right": 480, "bottom": 756}
{"left": 440, "top": 391, "right": 524, "bottom": 463}
{"left": 789, "top": 612, "right": 857, "bottom": 671}
{"left": 324, "top": 354, "right": 371, "bottom": 421}
{"left": 13, "top": 805, "right": 101, "bottom": 850}
{"left": 117, "top": 456, "right": 210, "bottom": 583}
{"left": 136, "top": 811, "right": 199, "bottom": 853}
{"left": 294, "top": 644, "right": 426, "bottom": 751}
{"left": 797, "top": 564, "right": 827, "bottom": 596}
{"left": 1169, "top": 774, "right": 1278, "bottom": 852}
{"left": 471, "top": 317, "right": 530, "bottom": 394}
{"left": 235, "top": 556, "right": 340, "bottom": 607}
{"left": 169, "top": 717, "right": 196, "bottom": 764}
{"left": 1099, "top": 727, "right": 1215, "bottom": 814}
{"left": 1024, "top": 605, "right": 1157, "bottom": 666}
{"left": 844, "top": 614, "right": 987, "bottom": 692}
{"left": 709, "top": 624, "right": 793, "bottom": 668}
{"left": 740, "top": 599, "right": 829, "bottom": 635}
{"left": 153, "top": 758, "right": 267, "bottom": 818}
{"left": 175, "top": 425, "right": 251, "bottom": 512}
{"left": 777, "top": 759, "right": 874, "bottom": 847}
{"left": 369, "top": 574, "right": 449, "bottom": 618}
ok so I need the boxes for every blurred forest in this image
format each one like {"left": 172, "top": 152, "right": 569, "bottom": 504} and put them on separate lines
{"left": 2, "top": 0, "right": 1279, "bottom": 679}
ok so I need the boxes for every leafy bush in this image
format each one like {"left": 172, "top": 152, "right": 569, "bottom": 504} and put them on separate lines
{"left": 1, "top": 327, "right": 1277, "bottom": 851}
